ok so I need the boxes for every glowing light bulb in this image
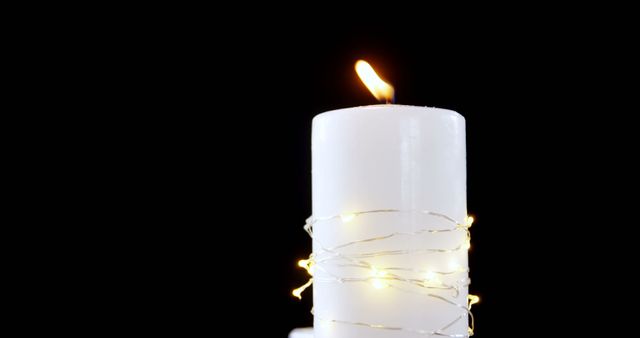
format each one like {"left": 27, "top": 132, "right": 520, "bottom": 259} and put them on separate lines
{"left": 292, "top": 279, "right": 313, "bottom": 300}
{"left": 466, "top": 215, "right": 474, "bottom": 228}
{"left": 467, "top": 294, "right": 480, "bottom": 309}
{"left": 340, "top": 213, "right": 356, "bottom": 223}
{"left": 463, "top": 240, "right": 471, "bottom": 250}
{"left": 448, "top": 261, "right": 461, "bottom": 272}
{"left": 371, "top": 279, "right": 387, "bottom": 289}
{"left": 297, "top": 259, "right": 314, "bottom": 276}
{"left": 423, "top": 270, "right": 441, "bottom": 286}
{"left": 425, "top": 270, "right": 437, "bottom": 282}
{"left": 467, "top": 294, "right": 480, "bottom": 336}
{"left": 370, "top": 268, "right": 388, "bottom": 289}
{"left": 463, "top": 232, "right": 472, "bottom": 250}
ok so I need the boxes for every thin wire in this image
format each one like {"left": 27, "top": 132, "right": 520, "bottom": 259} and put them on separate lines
{"left": 305, "top": 209, "right": 461, "bottom": 235}
{"left": 294, "top": 209, "right": 478, "bottom": 337}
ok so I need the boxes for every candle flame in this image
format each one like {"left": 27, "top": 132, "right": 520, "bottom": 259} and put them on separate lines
{"left": 355, "top": 60, "right": 395, "bottom": 103}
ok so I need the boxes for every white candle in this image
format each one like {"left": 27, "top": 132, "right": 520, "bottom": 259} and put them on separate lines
{"left": 288, "top": 327, "right": 313, "bottom": 338}
{"left": 311, "top": 104, "right": 468, "bottom": 338}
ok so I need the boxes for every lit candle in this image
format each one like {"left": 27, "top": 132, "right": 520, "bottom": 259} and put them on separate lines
{"left": 308, "top": 61, "right": 471, "bottom": 338}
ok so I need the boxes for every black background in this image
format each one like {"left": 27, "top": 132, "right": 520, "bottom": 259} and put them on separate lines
{"left": 125, "top": 14, "right": 636, "bottom": 337}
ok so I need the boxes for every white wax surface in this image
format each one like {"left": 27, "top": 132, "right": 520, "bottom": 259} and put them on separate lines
{"left": 311, "top": 105, "right": 467, "bottom": 338}
{"left": 288, "top": 327, "right": 313, "bottom": 338}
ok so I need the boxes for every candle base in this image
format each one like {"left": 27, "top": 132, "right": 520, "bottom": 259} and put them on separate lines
{"left": 289, "top": 327, "right": 313, "bottom": 338}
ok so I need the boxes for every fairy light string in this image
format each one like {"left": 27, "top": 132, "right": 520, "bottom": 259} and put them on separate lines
{"left": 293, "top": 209, "right": 480, "bottom": 337}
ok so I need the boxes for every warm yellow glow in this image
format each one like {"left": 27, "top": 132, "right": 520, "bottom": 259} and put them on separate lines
{"left": 371, "top": 279, "right": 388, "bottom": 289}
{"left": 468, "top": 294, "right": 480, "bottom": 309}
{"left": 370, "top": 268, "right": 389, "bottom": 289}
{"left": 292, "top": 259, "right": 316, "bottom": 300}
{"left": 463, "top": 232, "right": 472, "bottom": 250}
{"left": 466, "top": 215, "right": 475, "bottom": 228}
{"left": 355, "top": 60, "right": 395, "bottom": 102}
{"left": 297, "top": 259, "right": 315, "bottom": 276}
{"left": 467, "top": 294, "right": 480, "bottom": 336}
{"left": 340, "top": 213, "right": 356, "bottom": 223}
{"left": 424, "top": 270, "right": 437, "bottom": 282}
{"left": 292, "top": 278, "right": 313, "bottom": 300}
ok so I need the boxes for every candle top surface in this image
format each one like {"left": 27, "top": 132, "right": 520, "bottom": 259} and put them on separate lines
{"left": 313, "top": 104, "right": 463, "bottom": 123}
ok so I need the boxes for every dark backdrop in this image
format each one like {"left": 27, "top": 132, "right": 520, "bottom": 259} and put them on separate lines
{"left": 132, "top": 16, "right": 635, "bottom": 337}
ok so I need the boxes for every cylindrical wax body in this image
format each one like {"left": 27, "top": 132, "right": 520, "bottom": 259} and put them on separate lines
{"left": 312, "top": 105, "right": 467, "bottom": 338}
